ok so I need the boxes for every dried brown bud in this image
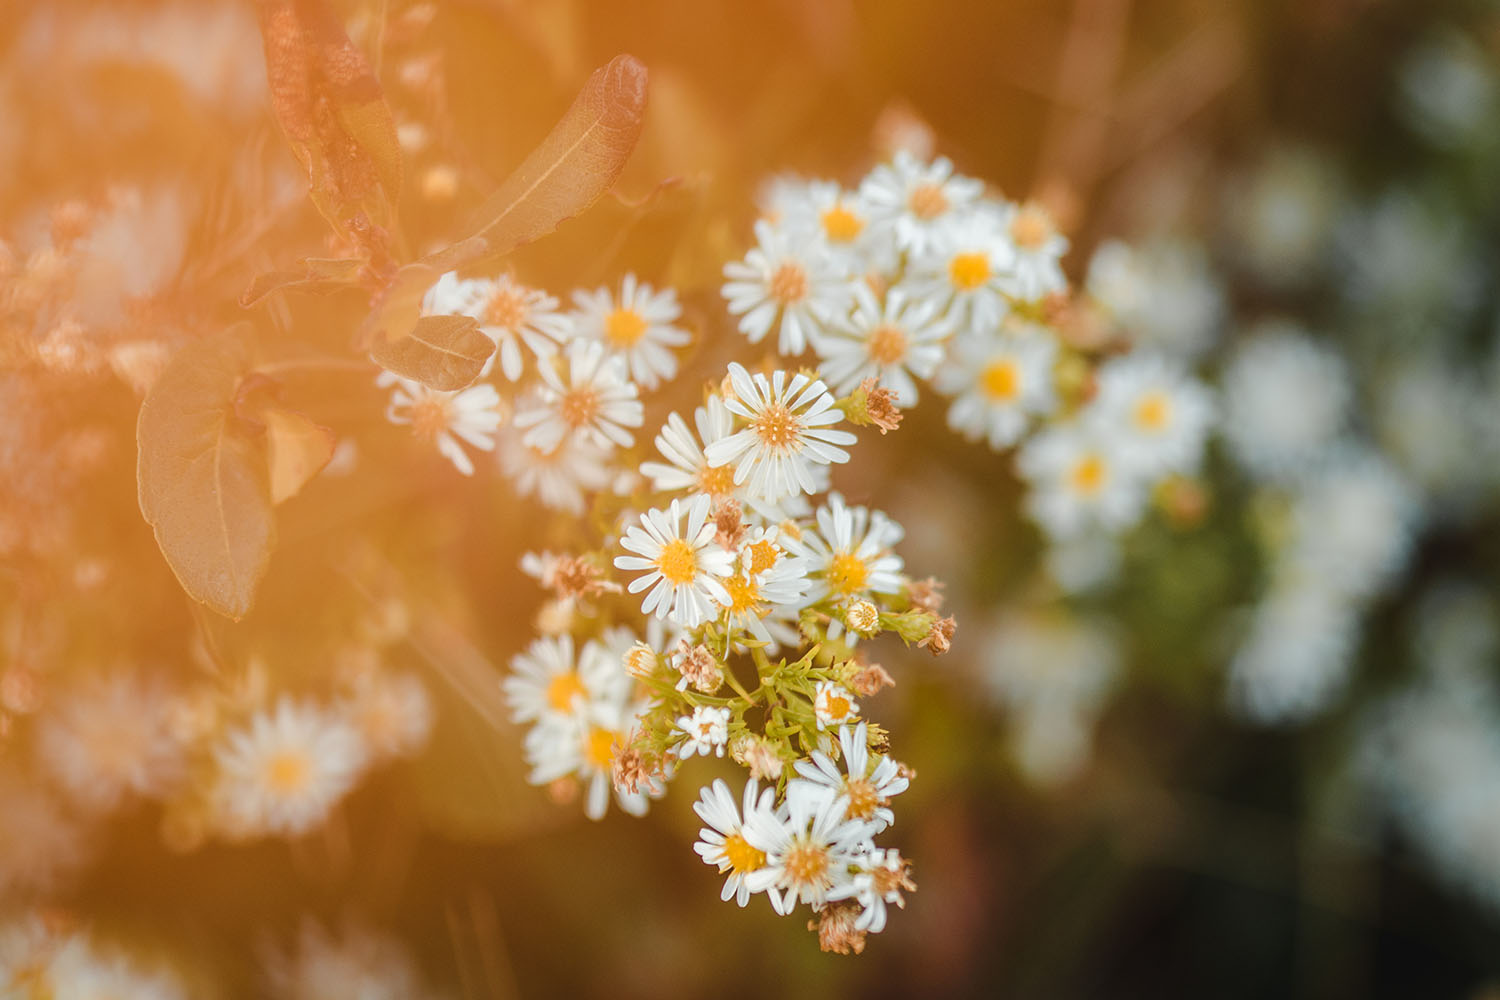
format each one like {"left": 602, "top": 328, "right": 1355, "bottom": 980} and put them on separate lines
{"left": 810, "top": 901, "right": 867, "bottom": 956}
{"left": 675, "top": 641, "right": 724, "bottom": 695}
{"left": 611, "top": 744, "right": 665, "bottom": 797}
{"left": 731, "top": 735, "right": 784, "bottom": 782}
{"left": 713, "top": 498, "right": 745, "bottom": 551}
{"left": 917, "top": 615, "right": 956, "bottom": 656}
{"left": 858, "top": 378, "right": 902, "bottom": 434}
{"left": 551, "top": 555, "right": 621, "bottom": 600}
{"left": 850, "top": 660, "right": 896, "bottom": 698}
{"left": 906, "top": 576, "right": 945, "bottom": 614}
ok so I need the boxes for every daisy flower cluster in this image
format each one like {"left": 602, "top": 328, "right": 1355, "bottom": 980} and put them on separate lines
{"left": 722, "top": 153, "right": 1218, "bottom": 580}
{"left": 378, "top": 269, "right": 689, "bottom": 504}
{"left": 498, "top": 354, "right": 949, "bottom": 953}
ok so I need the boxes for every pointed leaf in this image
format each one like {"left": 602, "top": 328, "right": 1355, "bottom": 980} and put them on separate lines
{"left": 458, "top": 53, "right": 648, "bottom": 264}
{"left": 138, "top": 330, "right": 275, "bottom": 620}
{"left": 263, "top": 408, "right": 336, "bottom": 505}
{"left": 240, "top": 256, "right": 367, "bottom": 306}
{"left": 368, "top": 314, "right": 494, "bottom": 391}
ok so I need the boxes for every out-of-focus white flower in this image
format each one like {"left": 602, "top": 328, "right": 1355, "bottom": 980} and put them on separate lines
{"left": 380, "top": 372, "right": 503, "bottom": 477}
{"left": 571, "top": 273, "right": 690, "bottom": 390}
{"left": 1017, "top": 422, "right": 1149, "bottom": 540}
{"left": 859, "top": 151, "right": 985, "bottom": 256}
{"left": 1221, "top": 147, "right": 1343, "bottom": 289}
{"left": 1086, "top": 238, "right": 1226, "bottom": 360}
{"left": 775, "top": 179, "right": 890, "bottom": 275}
{"left": 341, "top": 671, "right": 433, "bottom": 760}
{"left": 995, "top": 200, "right": 1068, "bottom": 302}
{"left": 1228, "top": 580, "right": 1360, "bottom": 724}
{"left": 1396, "top": 27, "right": 1498, "bottom": 149}
{"left": 934, "top": 321, "right": 1058, "bottom": 450}
{"left": 37, "top": 672, "right": 185, "bottom": 812}
{"left": 266, "top": 919, "right": 442, "bottom": 1000}
{"left": 0, "top": 767, "right": 88, "bottom": 898}
{"left": 422, "top": 271, "right": 571, "bottom": 381}
{"left": 212, "top": 698, "right": 368, "bottom": 838}
{"left": 722, "top": 219, "right": 853, "bottom": 356}
{"left": 505, "top": 634, "right": 630, "bottom": 726}
{"left": 40, "top": 932, "right": 189, "bottom": 1000}
{"left": 513, "top": 339, "right": 643, "bottom": 452}
{"left": 498, "top": 425, "right": 612, "bottom": 515}
{"left": 1220, "top": 321, "right": 1350, "bottom": 483}
{"left": 905, "top": 205, "right": 1017, "bottom": 337}
{"left": 816, "top": 285, "right": 951, "bottom": 405}
{"left": 1089, "top": 353, "right": 1216, "bottom": 479}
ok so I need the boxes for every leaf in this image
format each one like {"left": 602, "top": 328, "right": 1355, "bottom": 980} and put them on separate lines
{"left": 368, "top": 314, "right": 494, "bottom": 391}
{"left": 254, "top": 0, "right": 402, "bottom": 251}
{"left": 137, "top": 329, "right": 275, "bottom": 620}
{"left": 263, "top": 408, "right": 336, "bottom": 505}
{"left": 458, "top": 53, "right": 648, "bottom": 265}
{"left": 240, "top": 256, "right": 366, "bottom": 306}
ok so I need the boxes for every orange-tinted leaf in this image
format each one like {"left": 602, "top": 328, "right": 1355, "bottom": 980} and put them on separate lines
{"left": 137, "top": 329, "right": 275, "bottom": 620}
{"left": 263, "top": 408, "right": 336, "bottom": 505}
{"left": 240, "top": 256, "right": 366, "bottom": 306}
{"left": 458, "top": 54, "right": 648, "bottom": 265}
{"left": 254, "top": 0, "right": 402, "bottom": 252}
{"left": 368, "top": 314, "right": 494, "bottom": 391}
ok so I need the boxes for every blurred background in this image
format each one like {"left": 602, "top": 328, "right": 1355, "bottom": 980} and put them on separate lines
{"left": 3, "top": 0, "right": 1500, "bottom": 996}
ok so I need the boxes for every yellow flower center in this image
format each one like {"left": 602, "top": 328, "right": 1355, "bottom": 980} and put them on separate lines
{"left": 769, "top": 262, "right": 808, "bottom": 306}
{"left": 981, "top": 359, "right": 1020, "bottom": 401}
{"left": 1070, "top": 453, "right": 1108, "bottom": 495}
{"left": 867, "top": 324, "right": 908, "bottom": 365}
{"left": 604, "top": 307, "right": 648, "bottom": 347}
{"left": 753, "top": 403, "right": 801, "bottom": 450}
{"left": 723, "top": 832, "right": 766, "bottom": 874}
{"left": 698, "top": 463, "right": 738, "bottom": 497}
{"left": 828, "top": 552, "right": 869, "bottom": 596}
{"left": 546, "top": 671, "right": 586, "bottom": 713}
{"left": 407, "top": 396, "right": 452, "bottom": 440}
{"left": 844, "top": 777, "right": 881, "bottom": 820}
{"left": 1133, "top": 391, "right": 1172, "bottom": 432}
{"left": 821, "top": 690, "right": 853, "bottom": 722}
{"left": 1009, "top": 205, "right": 1053, "bottom": 250}
{"left": 264, "top": 752, "right": 310, "bottom": 795}
{"left": 948, "top": 251, "right": 991, "bottom": 291}
{"left": 783, "top": 839, "right": 831, "bottom": 887}
{"left": 746, "top": 539, "right": 780, "bottom": 575}
{"left": 656, "top": 538, "right": 699, "bottom": 585}
{"left": 559, "top": 387, "right": 599, "bottom": 428}
{"left": 585, "top": 726, "right": 618, "bottom": 769}
{"left": 820, "top": 204, "right": 865, "bottom": 243}
{"left": 485, "top": 286, "right": 529, "bottom": 328}
{"left": 907, "top": 183, "right": 949, "bottom": 220}
{"left": 724, "top": 573, "right": 762, "bottom": 614}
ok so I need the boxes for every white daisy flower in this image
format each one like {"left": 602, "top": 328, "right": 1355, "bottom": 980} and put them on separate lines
{"left": 827, "top": 846, "right": 915, "bottom": 934}
{"left": 524, "top": 698, "right": 656, "bottom": 821}
{"left": 996, "top": 200, "right": 1068, "bottom": 302}
{"left": 859, "top": 150, "right": 985, "bottom": 255}
{"left": 743, "top": 781, "right": 873, "bottom": 910}
{"left": 812, "top": 680, "right": 860, "bottom": 730}
{"left": 497, "top": 425, "right": 612, "bottom": 515}
{"left": 639, "top": 395, "right": 739, "bottom": 500}
{"left": 1017, "top": 422, "right": 1150, "bottom": 540}
{"left": 693, "top": 778, "right": 785, "bottom": 910}
{"left": 503, "top": 634, "right": 630, "bottom": 726}
{"left": 570, "top": 273, "right": 690, "bottom": 390}
{"left": 703, "top": 363, "right": 857, "bottom": 503}
{"left": 513, "top": 339, "right": 643, "bottom": 452}
{"left": 790, "top": 493, "right": 906, "bottom": 606}
{"left": 933, "top": 321, "right": 1058, "bottom": 449}
{"left": 212, "top": 698, "right": 368, "bottom": 838}
{"left": 422, "top": 271, "right": 571, "bottom": 381}
{"left": 792, "top": 722, "right": 909, "bottom": 834}
{"left": 340, "top": 671, "right": 433, "bottom": 761}
{"left": 1088, "top": 353, "right": 1216, "bottom": 479}
{"left": 777, "top": 179, "right": 890, "bottom": 275}
{"left": 1220, "top": 322, "right": 1351, "bottom": 482}
{"left": 675, "top": 705, "right": 731, "bottom": 759}
{"left": 719, "top": 526, "right": 812, "bottom": 647}
{"left": 379, "top": 372, "right": 503, "bottom": 477}
{"left": 1086, "top": 238, "right": 1226, "bottom": 360}
{"left": 614, "top": 495, "right": 735, "bottom": 627}
{"left": 816, "top": 284, "right": 952, "bottom": 405}
{"left": 904, "top": 204, "right": 1018, "bottom": 336}
{"left": 37, "top": 672, "right": 185, "bottom": 812}
{"left": 722, "top": 218, "right": 853, "bottom": 356}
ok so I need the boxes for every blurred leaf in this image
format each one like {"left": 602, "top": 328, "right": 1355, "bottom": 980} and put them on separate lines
{"left": 368, "top": 314, "right": 494, "bottom": 390}
{"left": 263, "top": 408, "right": 336, "bottom": 505}
{"left": 458, "top": 53, "right": 649, "bottom": 265}
{"left": 254, "top": 0, "right": 402, "bottom": 254}
{"left": 239, "top": 256, "right": 367, "bottom": 306}
{"left": 137, "top": 329, "right": 275, "bottom": 620}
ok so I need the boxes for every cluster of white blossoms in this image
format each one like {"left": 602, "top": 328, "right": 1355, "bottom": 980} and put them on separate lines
{"left": 1222, "top": 320, "right": 1420, "bottom": 723}
{"left": 380, "top": 269, "right": 692, "bottom": 511}
{"left": 0, "top": 912, "right": 190, "bottom": 1000}
{"left": 722, "top": 154, "right": 1218, "bottom": 579}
